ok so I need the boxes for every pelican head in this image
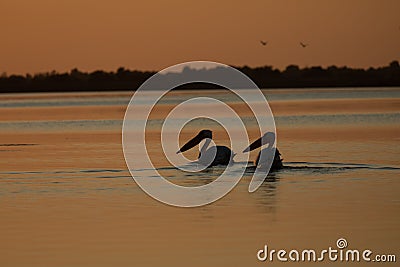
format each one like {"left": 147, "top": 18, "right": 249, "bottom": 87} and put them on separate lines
{"left": 243, "top": 132, "right": 283, "bottom": 171}
{"left": 243, "top": 132, "right": 275, "bottom": 153}
{"left": 176, "top": 129, "right": 212, "bottom": 154}
{"left": 176, "top": 129, "right": 234, "bottom": 166}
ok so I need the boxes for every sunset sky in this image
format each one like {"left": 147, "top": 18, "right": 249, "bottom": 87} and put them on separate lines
{"left": 1, "top": 0, "right": 400, "bottom": 74}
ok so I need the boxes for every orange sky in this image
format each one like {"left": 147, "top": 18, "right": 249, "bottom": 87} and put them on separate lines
{"left": 1, "top": 0, "right": 400, "bottom": 74}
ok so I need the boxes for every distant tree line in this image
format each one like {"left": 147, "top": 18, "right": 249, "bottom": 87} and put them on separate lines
{"left": 0, "top": 61, "right": 399, "bottom": 93}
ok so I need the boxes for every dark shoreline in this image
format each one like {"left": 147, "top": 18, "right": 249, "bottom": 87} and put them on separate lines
{"left": 1, "top": 61, "right": 399, "bottom": 93}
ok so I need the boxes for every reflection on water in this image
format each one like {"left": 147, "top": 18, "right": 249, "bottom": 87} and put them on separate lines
{"left": 1, "top": 162, "right": 398, "bottom": 196}
{"left": 1, "top": 87, "right": 399, "bottom": 108}
{"left": 1, "top": 112, "right": 398, "bottom": 133}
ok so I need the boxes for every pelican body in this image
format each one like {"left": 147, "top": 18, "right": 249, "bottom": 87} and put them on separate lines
{"left": 176, "top": 130, "right": 235, "bottom": 167}
{"left": 243, "top": 132, "right": 283, "bottom": 171}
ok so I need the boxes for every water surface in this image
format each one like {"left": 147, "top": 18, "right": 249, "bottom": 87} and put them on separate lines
{"left": 0, "top": 88, "right": 399, "bottom": 266}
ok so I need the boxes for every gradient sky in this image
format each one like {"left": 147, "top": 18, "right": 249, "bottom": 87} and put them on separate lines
{"left": 1, "top": 0, "right": 400, "bottom": 74}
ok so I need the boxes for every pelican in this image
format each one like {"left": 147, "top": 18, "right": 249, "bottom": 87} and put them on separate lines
{"left": 260, "top": 40, "right": 268, "bottom": 46}
{"left": 243, "top": 132, "right": 283, "bottom": 171}
{"left": 176, "top": 129, "right": 235, "bottom": 167}
{"left": 300, "top": 42, "right": 308, "bottom": 48}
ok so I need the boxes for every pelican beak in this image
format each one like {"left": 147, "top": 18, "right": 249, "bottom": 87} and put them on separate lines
{"left": 243, "top": 132, "right": 275, "bottom": 153}
{"left": 176, "top": 130, "right": 212, "bottom": 154}
{"left": 242, "top": 136, "right": 263, "bottom": 153}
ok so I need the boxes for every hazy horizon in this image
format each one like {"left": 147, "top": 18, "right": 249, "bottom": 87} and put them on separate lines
{"left": 1, "top": 0, "right": 400, "bottom": 74}
{"left": 2, "top": 60, "right": 400, "bottom": 76}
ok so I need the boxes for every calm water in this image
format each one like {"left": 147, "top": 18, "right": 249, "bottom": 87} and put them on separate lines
{"left": 0, "top": 88, "right": 399, "bottom": 266}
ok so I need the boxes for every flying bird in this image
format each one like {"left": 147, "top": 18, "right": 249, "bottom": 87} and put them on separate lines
{"left": 176, "top": 129, "right": 235, "bottom": 167}
{"left": 260, "top": 40, "right": 268, "bottom": 46}
{"left": 300, "top": 42, "right": 308, "bottom": 48}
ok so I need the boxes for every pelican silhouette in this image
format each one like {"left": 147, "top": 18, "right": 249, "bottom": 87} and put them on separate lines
{"left": 176, "top": 129, "right": 235, "bottom": 167}
{"left": 300, "top": 42, "right": 308, "bottom": 48}
{"left": 243, "top": 132, "right": 283, "bottom": 171}
{"left": 260, "top": 40, "right": 268, "bottom": 46}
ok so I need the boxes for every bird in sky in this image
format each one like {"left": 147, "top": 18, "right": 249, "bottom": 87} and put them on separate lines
{"left": 300, "top": 42, "right": 309, "bottom": 48}
{"left": 260, "top": 40, "right": 268, "bottom": 46}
